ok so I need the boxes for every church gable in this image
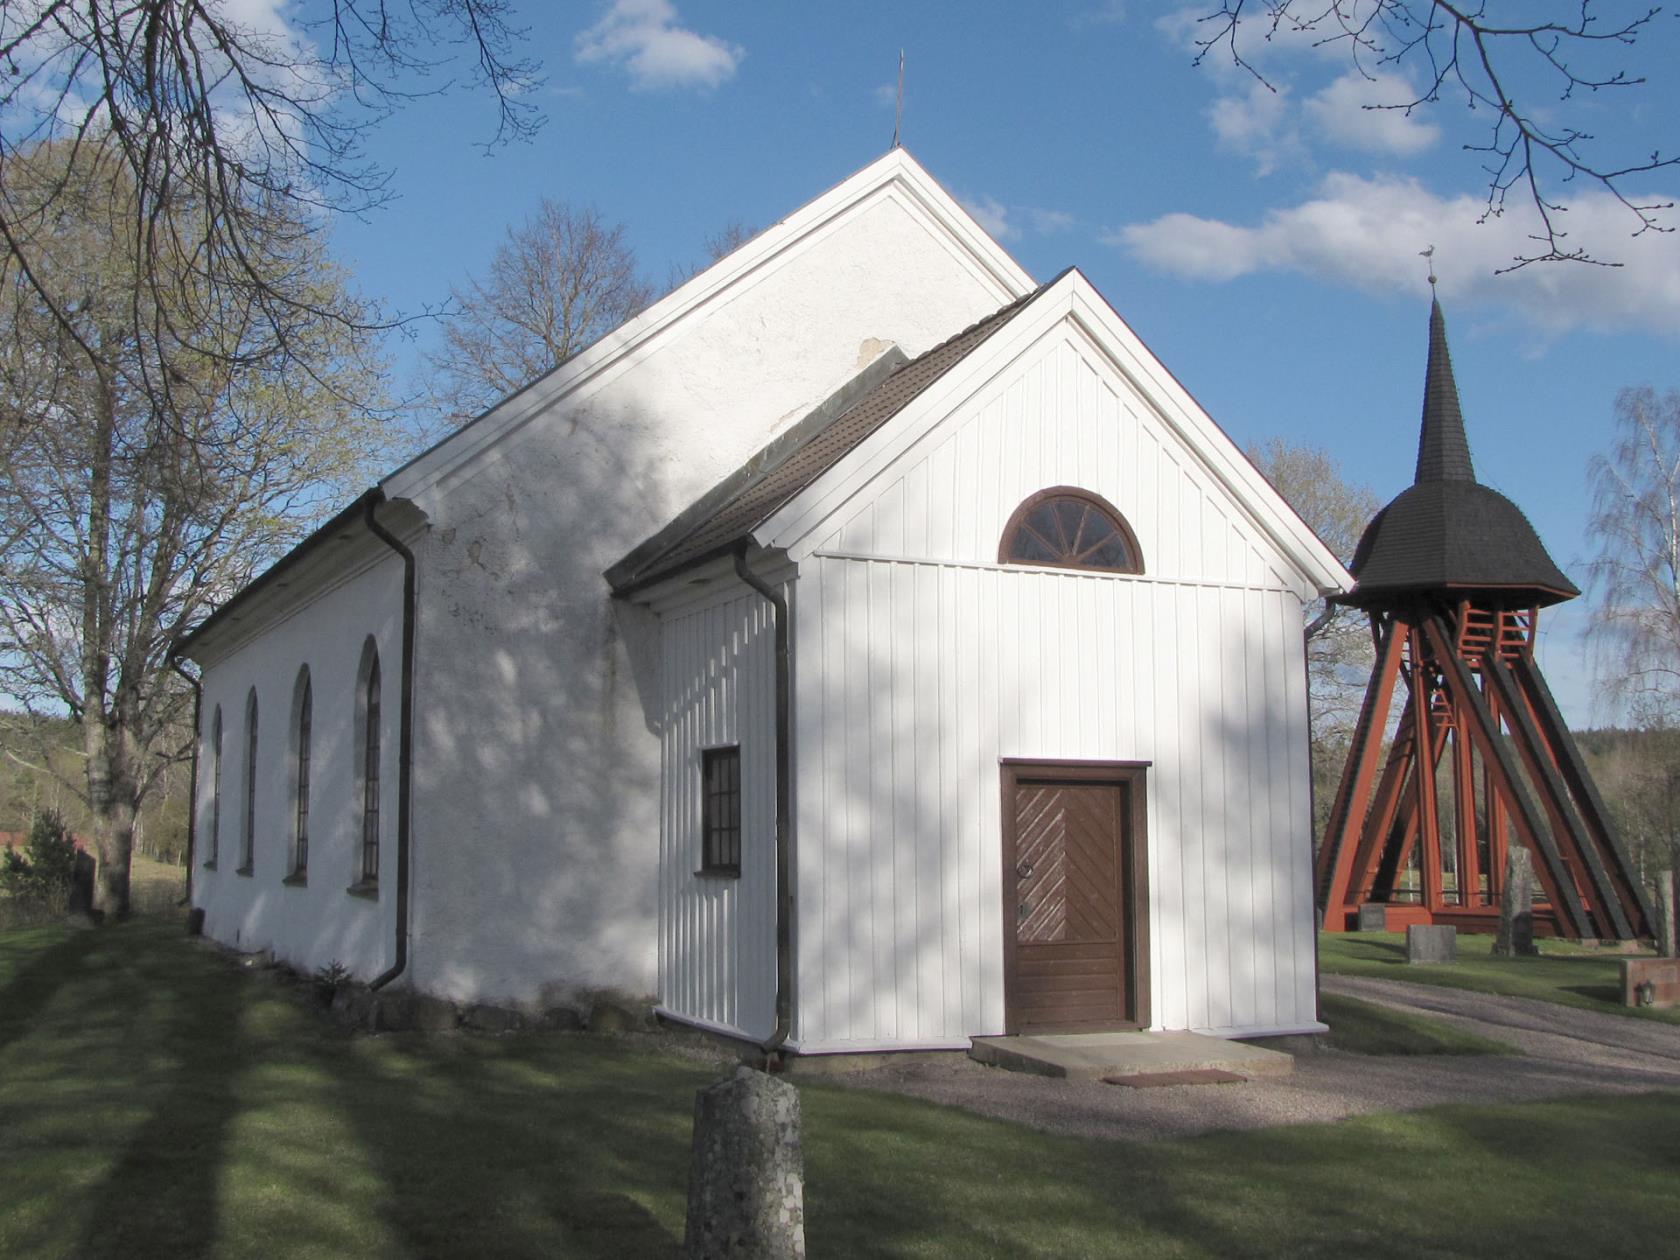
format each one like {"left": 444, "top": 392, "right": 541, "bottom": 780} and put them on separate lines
{"left": 384, "top": 149, "right": 1033, "bottom": 521}
{"left": 762, "top": 272, "right": 1345, "bottom": 601}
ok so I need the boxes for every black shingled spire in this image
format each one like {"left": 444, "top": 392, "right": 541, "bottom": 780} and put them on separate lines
{"left": 1336, "top": 298, "right": 1579, "bottom": 611}
{"left": 1414, "top": 299, "right": 1475, "bottom": 483}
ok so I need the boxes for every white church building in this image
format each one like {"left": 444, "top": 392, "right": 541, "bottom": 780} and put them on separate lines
{"left": 177, "top": 150, "right": 1349, "bottom": 1053}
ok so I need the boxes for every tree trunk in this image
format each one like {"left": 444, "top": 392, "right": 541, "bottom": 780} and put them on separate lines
{"left": 85, "top": 719, "right": 137, "bottom": 919}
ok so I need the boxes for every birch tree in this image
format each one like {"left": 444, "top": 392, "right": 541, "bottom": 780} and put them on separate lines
{"left": 1587, "top": 385, "right": 1680, "bottom": 721}
{"left": 427, "top": 199, "right": 652, "bottom": 426}
{"left": 0, "top": 138, "right": 391, "bottom": 917}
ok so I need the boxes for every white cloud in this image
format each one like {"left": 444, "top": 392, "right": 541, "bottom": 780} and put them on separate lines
{"left": 960, "top": 194, "right": 1017, "bottom": 241}
{"left": 575, "top": 0, "right": 742, "bottom": 91}
{"left": 1029, "top": 207, "right": 1076, "bottom": 234}
{"left": 1305, "top": 70, "right": 1439, "bottom": 155}
{"left": 1206, "top": 78, "right": 1301, "bottom": 176}
{"left": 957, "top": 196, "right": 1078, "bottom": 242}
{"left": 874, "top": 82, "right": 898, "bottom": 109}
{"left": 1111, "top": 172, "right": 1680, "bottom": 336}
{"left": 1072, "top": 2, "right": 1129, "bottom": 27}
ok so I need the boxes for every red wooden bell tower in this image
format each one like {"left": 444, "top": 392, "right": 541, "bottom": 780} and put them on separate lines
{"left": 1316, "top": 301, "right": 1655, "bottom": 940}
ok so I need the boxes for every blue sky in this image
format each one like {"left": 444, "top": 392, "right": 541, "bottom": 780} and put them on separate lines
{"left": 318, "top": 1, "right": 1680, "bottom": 726}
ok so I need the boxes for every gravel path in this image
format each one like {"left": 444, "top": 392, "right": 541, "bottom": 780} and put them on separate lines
{"left": 822, "top": 977, "right": 1680, "bottom": 1143}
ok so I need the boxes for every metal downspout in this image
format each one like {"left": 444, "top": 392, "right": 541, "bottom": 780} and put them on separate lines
{"left": 733, "top": 546, "right": 793, "bottom": 1056}
{"left": 365, "top": 493, "right": 417, "bottom": 992}
{"left": 167, "top": 658, "right": 202, "bottom": 905}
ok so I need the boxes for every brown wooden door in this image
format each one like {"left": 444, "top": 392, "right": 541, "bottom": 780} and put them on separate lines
{"left": 1002, "top": 762, "right": 1149, "bottom": 1033}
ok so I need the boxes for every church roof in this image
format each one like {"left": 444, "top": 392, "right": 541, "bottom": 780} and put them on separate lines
{"left": 1339, "top": 299, "right": 1578, "bottom": 611}
{"left": 606, "top": 275, "right": 1059, "bottom": 594}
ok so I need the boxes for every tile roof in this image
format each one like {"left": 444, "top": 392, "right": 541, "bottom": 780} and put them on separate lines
{"left": 606, "top": 275, "right": 1059, "bottom": 594}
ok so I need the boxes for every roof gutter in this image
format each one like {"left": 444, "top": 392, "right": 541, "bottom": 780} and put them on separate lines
{"left": 363, "top": 493, "right": 417, "bottom": 993}
{"left": 732, "top": 545, "right": 793, "bottom": 1058}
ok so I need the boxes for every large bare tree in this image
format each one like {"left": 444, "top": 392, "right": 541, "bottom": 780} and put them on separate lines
{"left": 1587, "top": 385, "right": 1680, "bottom": 723}
{"left": 427, "top": 199, "right": 652, "bottom": 426}
{"left": 1194, "top": 2, "right": 1676, "bottom": 265}
{"left": 0, "top": 138, "right": 392, "bottom": 916}
{"left": 0, "top": 0, "right": 539, "bottom": 419}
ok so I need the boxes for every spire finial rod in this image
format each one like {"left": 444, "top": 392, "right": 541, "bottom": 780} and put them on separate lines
{"left": 892, "top": 50, "right": 905, "bottom": 149}
{"left": 1420, "top": 244, "right": 1437, "bottom": 292}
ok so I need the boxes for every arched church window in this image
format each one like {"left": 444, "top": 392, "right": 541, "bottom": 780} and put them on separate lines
{"left": 356, "top": 641, "right": 381, "bottom": 888}
{"left": 239, "top": 689, "right": 259, "bottom": 874}
{"left": 291, "top": 668, "right": 312, "bottom": 880}
{"left": 999, "top": 487, "right": 1143, "bottom": 574}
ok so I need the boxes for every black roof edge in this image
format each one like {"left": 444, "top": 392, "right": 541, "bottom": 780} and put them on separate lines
{"left": 172, "top": 487, "right": 387, "bottom": 659}
{"left": 604, "top": 346, "right": 911, "bottom": 594}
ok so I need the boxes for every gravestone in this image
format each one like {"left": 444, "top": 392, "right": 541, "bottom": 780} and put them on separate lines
{"left": 1406, "top": 924, "right": 1457, "bottom": 964}
{"left": 1357, "top": 903, "right": 1388, "bottom": 933}
{"left": 682, "top": 1066, "right": 805, "bottom": 1260}
{"left": 1493, "top": 846, "right": 1538, "bottom": 957}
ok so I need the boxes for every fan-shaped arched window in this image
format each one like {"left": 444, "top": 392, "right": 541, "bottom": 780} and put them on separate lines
{"left": 999, "top": 487, "right": 1143, "bottom": 574}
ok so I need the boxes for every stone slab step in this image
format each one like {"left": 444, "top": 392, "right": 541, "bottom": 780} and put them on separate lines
{"left": 969, "top": 1030, "right": 1293, "bottom": 1082}
{"left": 1101, "top": 1068, "right": 1248, "bottom": 1088}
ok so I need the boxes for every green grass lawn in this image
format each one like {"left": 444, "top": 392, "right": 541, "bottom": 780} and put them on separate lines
{"left": 1318, "top": 993, "right": 1514, "bottom": 1056}
{"left": 1319, "top": 931, "right": 1680, "bottom": 1025}
{"left": 2, "top": 921, "right": 1677, "bottom": 1259}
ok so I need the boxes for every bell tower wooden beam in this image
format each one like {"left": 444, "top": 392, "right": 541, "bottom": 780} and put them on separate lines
{"left": 1419, "top": 615, "right": 1594, "bottom": 938}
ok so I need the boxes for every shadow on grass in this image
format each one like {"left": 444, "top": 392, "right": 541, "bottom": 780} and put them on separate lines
{"left": 0, "top": 926, "right": 102, "bottom": 1058}
{"left": 329, "top": 1035, "right": 690, "bottom": 1257}
{"left": 1561, "top": 983, "right": 1625, "bottom": 1006}
{"left": 74, "top": 936, "right": 248, "bottom": 1259}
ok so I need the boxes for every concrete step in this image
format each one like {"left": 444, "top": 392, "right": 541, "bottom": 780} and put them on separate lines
{"left": 969, "top": 1030, "right": 1294, "bottom": 1083}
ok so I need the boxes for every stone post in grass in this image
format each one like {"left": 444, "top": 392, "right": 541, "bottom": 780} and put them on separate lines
{"left": 1494, "top": 846, "right": 1538, "bottom": 957}
{"left": 1659, "top": 869, "right": 1677, "bottom": 958}
{"left": 681, "top": 1066, "right": 805, "bottom": 1260}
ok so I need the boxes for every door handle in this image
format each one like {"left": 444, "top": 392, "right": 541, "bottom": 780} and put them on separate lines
{"left": 1017, "top": 861, "right": 1033, "bottom": 879}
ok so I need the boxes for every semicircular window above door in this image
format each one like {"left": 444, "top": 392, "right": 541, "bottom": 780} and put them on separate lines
{"left": 999, "top": 487, "right": 1143, "bottom": 574}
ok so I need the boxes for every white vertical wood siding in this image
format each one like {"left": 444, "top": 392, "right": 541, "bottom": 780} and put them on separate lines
{"left": 789, "top": 327, "right": 1318, "bottom": 1051}
{"left": 657, "top": 584, "right": 780, "bottom": 1041}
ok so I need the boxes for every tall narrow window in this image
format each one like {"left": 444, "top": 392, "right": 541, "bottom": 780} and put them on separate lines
{"left": 290, "top": 668, "right": 312, "bottom": 880}
{"left": 206, "top": 707, "right": 223, "bottom": 868}
{"left": 999, "top": 486, "right": 1144, "bottom": 574}
{"left": 360, "top": 650, "right": 381, "bottom": 885}
{"left": 240, "top": 690, "right": 258, "bottom": 874}
{"left": 700, "top": 746, "right": 741, "bottom": 877}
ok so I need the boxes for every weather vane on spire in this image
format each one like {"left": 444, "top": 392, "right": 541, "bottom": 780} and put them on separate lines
{"left": 1420, "top": 244, "right": 1437, "bottom": 292}
{"left": 892, "top": 50, "right": 905, "bottom": 150}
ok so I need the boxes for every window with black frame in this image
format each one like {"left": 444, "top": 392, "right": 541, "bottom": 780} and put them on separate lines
{"left": 700, "top": 746, "right": 741, "bottom": 877}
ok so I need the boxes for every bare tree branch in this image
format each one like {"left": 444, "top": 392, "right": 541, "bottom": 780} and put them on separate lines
{"left": 426, "top": 199, "right": 653, "bottom": 429}
{"left": 1192, "top": 1, "right": 1675, "bottom": 266}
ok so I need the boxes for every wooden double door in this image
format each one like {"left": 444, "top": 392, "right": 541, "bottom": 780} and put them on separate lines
{"left": 1001, "top": 761, "right": 1150, "bottom": 1034}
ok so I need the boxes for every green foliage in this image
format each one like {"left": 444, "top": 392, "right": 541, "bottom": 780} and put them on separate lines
{"left": 312, "top": 960, "right": 352, "bottom": 1006}
{"left": 0, "top": 810, "right": 77, "bottom": 909}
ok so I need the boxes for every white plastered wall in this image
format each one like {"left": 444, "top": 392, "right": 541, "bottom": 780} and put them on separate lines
{"left": 783, "top": 320, "right": 1323, "bottom": 1052}
{"left": 391, "top": 179, "right": 1023, "bottom": 1009}
{"left": 190, "top": 551, "right": 404, "bottom": 979}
